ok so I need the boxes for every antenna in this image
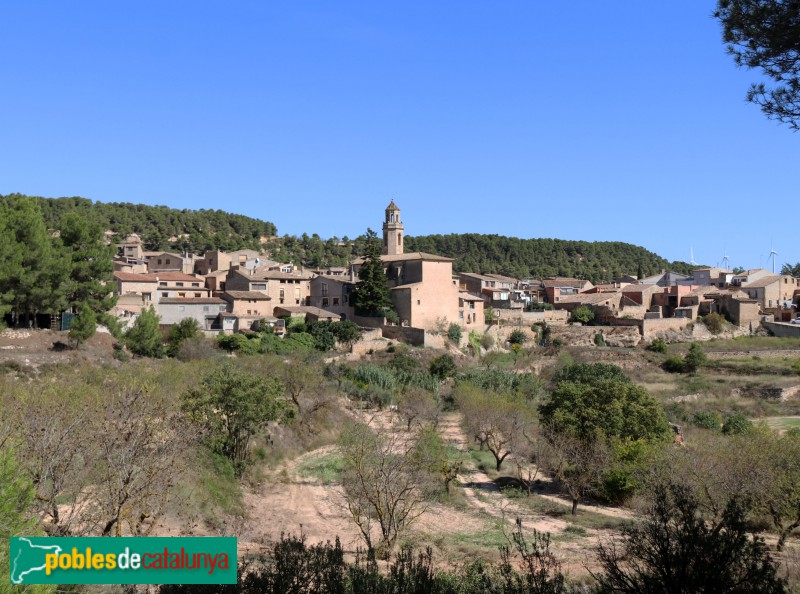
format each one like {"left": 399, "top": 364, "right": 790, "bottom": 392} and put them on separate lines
{"left": 690, "top": 248, "right": 697, "bottom": 266}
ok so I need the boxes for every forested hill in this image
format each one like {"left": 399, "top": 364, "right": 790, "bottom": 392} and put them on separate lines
{"left": 404, "top": 234, "right": 696, "bottom": 283}
{"left": 3, "top": 194, "right": 278, "bottom": 252}
{"left": 6, "top": 194, "right": 695, "bottom": 283}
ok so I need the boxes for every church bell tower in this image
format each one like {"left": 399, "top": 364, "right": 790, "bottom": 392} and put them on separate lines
{"left": 382, "top": 200, "right": 404, "bottom": 256}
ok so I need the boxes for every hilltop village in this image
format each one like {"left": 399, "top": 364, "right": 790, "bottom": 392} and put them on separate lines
{"left": 110, "top": 201, "right": 800, "bottom": 346}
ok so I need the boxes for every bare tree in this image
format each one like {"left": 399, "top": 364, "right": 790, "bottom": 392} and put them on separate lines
{"left": 91, "top": 383, "right": 191, "bottom": 536}
{"left": 458, "top": 385, "right": 534, "bottom": 471}
{"left": 541, "top": 428, "right": 610, "bottom": 515}
{"left": 338, "top": 423, "right": 426, "bottom": 557}
{"left": 14, "top": 386, "right": 96, "bottom": 535}
{"left": 396, "top": 388, "right": 439, "bottom": 432}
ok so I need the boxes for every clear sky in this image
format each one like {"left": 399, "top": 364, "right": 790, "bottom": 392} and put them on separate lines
{"left": 1, "top": 2, "right": 797, "bottom": 271}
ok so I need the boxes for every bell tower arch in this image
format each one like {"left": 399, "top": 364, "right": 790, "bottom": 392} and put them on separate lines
{"left": 382, "top": 199, "right": 404, "bottom": 256}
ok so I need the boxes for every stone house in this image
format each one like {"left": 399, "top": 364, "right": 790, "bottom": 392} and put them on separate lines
{"left": 194, "top": 249, "right": 263, "bottom": 275}
{"left": 225, "top": 267, "right": 313, "bottom": 315}
{"left": 741, "top": 275, "right": 800, "bottom": 309}
{"left": 692, "top": 267, "right": 733, "bottom": 288}
{"left": 221, "top": 291, "right": 273, "bottom": 317}
{"left": 459, "top": 293, "right": 484, "bottom": 326}
{"left": 114, "top": 272, "right": 209, "bottom": 302}
{"left": 543, "top": 278, "right": 594, "bottom": 303}
{"left": 309, "top": 275, "right": 355, "bottom": 319}
{"left": 155, "top": 297, "right": 228, "bottom": 328}
{"left": 730, "top": 268, "right": 772, "bottom": 287}
{"left": 146, "top": 252, "right": 197, "bottom": 275}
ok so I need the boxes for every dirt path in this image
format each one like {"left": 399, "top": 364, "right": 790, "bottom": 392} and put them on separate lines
{"left": 438, "top": 412, "right": 634, "bottom": 524}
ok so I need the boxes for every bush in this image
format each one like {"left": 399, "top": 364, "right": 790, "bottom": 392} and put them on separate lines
{"left": 594, "top": 333, "right": 606, "bottom": 347}
{"left": 508, "top": 328, "right": 528, "bottom": 346}
{"left": 429, "top": 354, "right": 457, "bottom": 380}
{"left": 480, "top": 333, "right": 495, "bottom": 350}
{"left": 570, "top": 305, "right": 595, "bottom": 325}
{"left": 384, "top": 309, "right": 400, "bottom": 325}
{"left": 447, "top": 323, "right": 462, "bottom": 345}
{"left": 702, "top": 313, "right": 726, "bottom": 335}
{"left": 683, "top": 342, "right": 707, "bottom": 373}
{"left": 663, "top": 355, "right": 685, "bottom": 373}
{"left": 166, "top": 318, "right": 200, "bottom": 357}
{"left": 124, "top": 307, "right": 165, "bottom": 358}
{"left": 647, "top": 338, "right": 668, "bottom": 353}
{"left": 722, "top": 413, "right": 754, "bottom": 435}
{"left": 692, "top": 411, "right": 722, "bottom": 431}
{"left": 68, "top": 304, "right": 96, "bottom": 349}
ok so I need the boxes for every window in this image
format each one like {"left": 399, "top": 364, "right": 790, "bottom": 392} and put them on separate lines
{"left": 321, "top": 283, "right": 328, "bottom": 296}
{"left": 459, "top": 311, "right": 464, "bottom": 319}
{"left": 279, "top": 288, "right": 285, "bottom": 304}
{"left": 333, "top": 297, "right": 340, "bottom": 305}
{"left": 252, "top": 283, "right": 267, "bottom": 291}
{"left": 159, "top": 282, "right": 167, "bottom": 286}
{"left": 322, "top": 298, "right": 329, "bottom": 306}
{"left": 176, "top": 282, "right": 184, "bottom": 287}
{"left": 417, "top": 300, "right": 421, "bottom": 305}
{"left": 166, "top": 259, "right": 171, "bottom": 265}
{"left": 157, "top": 259, "right": 162, "bottom": 265}
{"left": 179, "top": 292, "right": 186, "bottom": 297}
{"left": 192, "top": 282, "right": 200, "bottom": 287}
{"left": 195, "top": 293, "right": 202, "bottom": 297}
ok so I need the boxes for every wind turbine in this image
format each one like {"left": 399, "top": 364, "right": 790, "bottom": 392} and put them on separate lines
{"left": 769, "top": 245, "right": 778, "bottom": 274}
{"left": 721, "top": 251, "right": 730, "bottom": 270}
{"left": 690, "top": 248, "right": 697, "bottom": 266}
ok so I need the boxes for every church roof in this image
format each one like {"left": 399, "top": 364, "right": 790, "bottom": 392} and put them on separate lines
{"left": 385, "top": 199, "right": 399, "bottom": 211}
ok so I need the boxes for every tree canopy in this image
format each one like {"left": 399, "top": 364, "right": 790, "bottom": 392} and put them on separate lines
{"left": 541, "top": 364, "right": 669, "bottom": 442}
{"left": 716, "top": 0, "right": 800, "bottom": 130}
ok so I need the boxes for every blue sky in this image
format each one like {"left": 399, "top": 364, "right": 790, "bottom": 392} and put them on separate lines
{"left": 1, "top": 2, "right": 797, "bottom": 270}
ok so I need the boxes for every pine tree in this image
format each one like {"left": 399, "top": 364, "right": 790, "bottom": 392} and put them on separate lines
{"left": 68, "top": 303, "right": 97, "bottom": 349}
{"left": 124, "top": 307, "right": 165, "bottom": 358}
{"left": 60, "top": 212, "right": 117, "bottom": 313}
{"left": 0, "top": 196, "right": 67, "bottom": 326}
{"left": 351, "top": 229, "right": 393, "bottom": 316}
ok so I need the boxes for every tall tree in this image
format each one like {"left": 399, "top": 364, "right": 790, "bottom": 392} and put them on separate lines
{"left": 59, "top": 212, "right": 117, "bottom": 313}
{"left": 715, "top": 0, "right": 800, "bottom": 130}
{"left": 0, "top": 197, "right": 67, "bottom": 326}
{"left": 350, "top": 228, "right": 393, "bottom": 316}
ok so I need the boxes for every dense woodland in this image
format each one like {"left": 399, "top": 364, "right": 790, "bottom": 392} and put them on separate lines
{"left": 7, "top": 194, "right": 704, "bottom": 284}
{"left": 5, "top": 194, "right": 279, "bottom": 253}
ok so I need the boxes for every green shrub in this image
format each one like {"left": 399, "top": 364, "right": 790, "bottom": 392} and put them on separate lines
{"left": 701, "top": 313, "right": 726, "bottom": 335}
{"left": 429, "top": 354, "right": 457, "bottom": 380}
{"left": 594, "top": 333, "right": 606, "bottom": 347}
{"left": 692, "top": 411, "right": 722, "bottom": 431}
{"left": 648, "top": 338, "right": 668, "bottom": 353}
{"left": 166, "top": 318, "right": 200, "bottom": 357}
{"left": 683, "top": 342, "right": 707, "bottom": 373}
{"left": 663, "top": 355, "right": 685, "bottom": 373}
{"left": 570, "top": 305, "right": 595, "bottom": 324}
{"left": 480, "top": 333, "right": 494, "bottom": 350}
{"left": 508, "top": 328, "right": 527, "bottom": 345}
{"left": 124, "top": 307, "right": 165, "bottom": 358}
{"left": 68, "top": 304, "right": 96, "bottom": 349}
{"left": 447, "top": 323, "right": 462, "bottom": 344}
{"left": 722, "top": 413, "right": 753, "bottom": 435}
